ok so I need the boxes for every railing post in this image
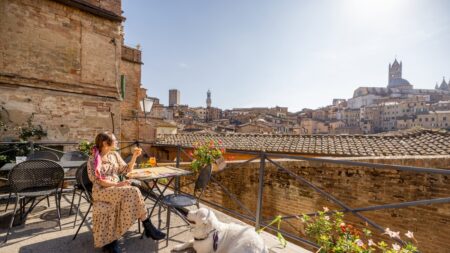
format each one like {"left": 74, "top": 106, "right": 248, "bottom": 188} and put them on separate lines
{"left": 255, "top": 151, "right": 265, "bottom": 230}
{"left": 175, "top": 145, "right": 181, "bottom": 194}
{"left": 29, "top": 141, "right": 34, "bottom": 155}
{"left": 176, "top": 145, "right": 181, "bottom": 168}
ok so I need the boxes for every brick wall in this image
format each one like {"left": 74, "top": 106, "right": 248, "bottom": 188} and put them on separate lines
{"left": 119, "top": 45, "right": 157, "bottom": 143}
{"left": 82, "top": 0, "right": 122, "bottom": 16}
{"left": 0, "top": 0, "right": 123, "bottom": 98}
{"left": 0, "top": 0, "right": 126, "bottom": 141}
{"left": 179, "top": 156, "right": 450, "bottom": 252}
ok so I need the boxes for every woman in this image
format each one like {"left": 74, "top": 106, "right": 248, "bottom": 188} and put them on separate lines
{"left": 87, "top": 132, "right": 165, "bottom": 253}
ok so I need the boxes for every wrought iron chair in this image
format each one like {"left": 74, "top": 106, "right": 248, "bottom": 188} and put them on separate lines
{"left": 64, "top": 152, "right": 88, "bottom": 215}
{"left": 7, "top": 151, "right": 60, "bottom": 210}
{"left": 0, "top": 177, "right": 13, "bottom": 212}
{"left": 72, "top": 162, "right": 93, "bottom": 240}
{"left": 60, "top": 151, "right": 88, "bottom": 162}
{"left": 27, "top": 151, "right": 59, "bottom": 161}
{"left": 160, "top": 165, "right": 212, "bottom": 244}
{"left": 4, "top": 159, "right": 64, "bottom": 243}
{"left": 69, "top": 162, "right": 88, "bottom": 218}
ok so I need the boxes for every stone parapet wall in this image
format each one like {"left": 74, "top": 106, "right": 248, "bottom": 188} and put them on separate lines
{"left": 179, "top": 156, "right": 450, "bottom": 252}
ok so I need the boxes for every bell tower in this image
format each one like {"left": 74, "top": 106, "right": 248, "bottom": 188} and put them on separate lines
{"left": 206, "top": 90, "right": 212, "bottom": 108}
{"left": 388, "top": 58, "right": 402, "bottom": 84}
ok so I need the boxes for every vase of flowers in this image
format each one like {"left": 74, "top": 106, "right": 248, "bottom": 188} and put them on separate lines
{"left": 190, "top": 139, "right": 226, "bottom": 172}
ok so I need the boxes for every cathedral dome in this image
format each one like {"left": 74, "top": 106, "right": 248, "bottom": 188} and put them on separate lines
{"left": 388, "top": 78, "right": 411, "bottom": 88}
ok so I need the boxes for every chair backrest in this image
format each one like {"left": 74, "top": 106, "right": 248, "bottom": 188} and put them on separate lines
{"left": 60, "top": 151, "right": 88, "bottom": 161}
{"left": 194, "top": 165, "right": 212, "bottom": 198}
{"left": 27, "top": 151, "right": 59, "bottom": 161}
{"left": 8, "top": 159, "right": 65, "bottom": 193}
{"left": 76, "top": 162, "right": 93, "bottom": 203}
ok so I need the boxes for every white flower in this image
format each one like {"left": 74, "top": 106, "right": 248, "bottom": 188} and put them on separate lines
{"left": 323, "top": 206, "right": 329, "bottom": 212}
{"left": 355, "top": 239, "right": 364, "bottom": 247}
{"left": 391, "top": 231, "right": 401, "bottom": 239}
{"left": 324, "top": 216, "right": 330, "bottom": 221}
{"left": 392, "top": 243, "right": 401, "bottom": 251}
{"left": 383, "top": 228, "right": 400, "bottom": 239}
{"left": 368, "top": 239, "right": 375, "bottom": 246}
{"left": 340, "top": 222, "right": 346, "bottom": 227}
{"left": 405, "top": 231, "right": 414, "bottom": 239}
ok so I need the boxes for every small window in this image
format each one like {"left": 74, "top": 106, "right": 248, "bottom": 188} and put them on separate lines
{"left": 120, "top": 75, "right": 126, "bottom": 99}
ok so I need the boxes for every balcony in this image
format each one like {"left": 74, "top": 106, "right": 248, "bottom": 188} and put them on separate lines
{"left": 0, "top": 139, "right": 449, "bottom": 252}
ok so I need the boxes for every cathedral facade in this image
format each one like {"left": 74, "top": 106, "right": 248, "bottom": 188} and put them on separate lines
{"left": 348, "top": 59, "right": 449, "bottom": 109}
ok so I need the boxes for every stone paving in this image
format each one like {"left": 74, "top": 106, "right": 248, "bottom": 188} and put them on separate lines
{"left": 0, "top": 192, "right": 310, "bottom": 253}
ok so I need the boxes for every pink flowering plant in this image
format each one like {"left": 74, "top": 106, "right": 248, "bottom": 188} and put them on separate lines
{"left": 190, "top": 139, "right": 225, "bottom": 172}
{"left": 300, "top": 207, "right": 418, "bottom": 253}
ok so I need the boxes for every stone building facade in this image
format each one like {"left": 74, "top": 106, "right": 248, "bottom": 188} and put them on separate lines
{"left": 0, "top": 0, "right": 149, "bottom": 143}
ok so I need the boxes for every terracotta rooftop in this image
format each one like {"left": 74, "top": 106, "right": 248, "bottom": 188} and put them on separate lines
{"left": 156, "top": 128, "right": 450, "bottom": 157}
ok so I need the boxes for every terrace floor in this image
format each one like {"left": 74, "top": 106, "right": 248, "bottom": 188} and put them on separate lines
{"left": 0, "top": 191, "right": 310, "bottom": 253}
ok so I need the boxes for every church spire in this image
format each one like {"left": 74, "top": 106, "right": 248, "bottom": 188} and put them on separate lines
{"left": 439, "top": 76, "right": 449, "bottom": 91}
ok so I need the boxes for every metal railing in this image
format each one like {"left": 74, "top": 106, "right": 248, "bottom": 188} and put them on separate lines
{"left": 148, "top": 142, "right": 450, "bottom": 250}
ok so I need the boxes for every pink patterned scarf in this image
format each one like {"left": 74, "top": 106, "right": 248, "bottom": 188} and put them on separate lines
{"left": 92, "top": 147, "right": 106, "bottom": 180}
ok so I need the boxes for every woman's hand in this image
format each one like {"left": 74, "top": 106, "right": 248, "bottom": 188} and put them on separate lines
{"left": 132, "top": 147, "right": 142, "bottom": 158}
{"left": 116, "top": 180, "right": 131, "bottom": 187}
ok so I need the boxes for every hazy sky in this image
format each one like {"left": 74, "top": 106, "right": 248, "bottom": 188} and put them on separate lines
{"left": 122, "top": 0, "right": 450, "bottom": 112}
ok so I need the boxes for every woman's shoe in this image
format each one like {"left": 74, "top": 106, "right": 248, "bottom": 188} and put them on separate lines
{"left": 142, "top": 219, "right": 166, "bottom": 240}
{"left": 110, "top": 240, "right": 121, "bottom": 253}
{"left": 102, "top": 240, "right": 121, "bottom": 253}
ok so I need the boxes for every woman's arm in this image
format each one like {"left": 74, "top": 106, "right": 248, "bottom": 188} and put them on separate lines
{"left": 97, "top": 179, "right": 130, "bottom": 188}
{"left": 117, "top": 148, "right": 143, "bottom": 174}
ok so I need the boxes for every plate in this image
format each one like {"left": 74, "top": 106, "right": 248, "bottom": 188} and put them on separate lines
{"left": 127, "top": 168, "right": 158, "bottom": 178}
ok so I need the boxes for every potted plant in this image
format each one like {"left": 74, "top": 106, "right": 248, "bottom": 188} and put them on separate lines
{"left": 190, "top": 139, "right": 226, "bottom": 172}
{"left": 300, "top": 207, "right": 419, "bottom": 253}
{"left": 78, "top": 140, "right": 94, "bottom": 156}
{"left": 259, "top": 207, "right": 419, "bottom": 252}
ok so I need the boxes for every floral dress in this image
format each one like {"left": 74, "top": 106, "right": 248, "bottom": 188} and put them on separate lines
{"left": 87, "top": 151, "right": 147, "bottom": 248}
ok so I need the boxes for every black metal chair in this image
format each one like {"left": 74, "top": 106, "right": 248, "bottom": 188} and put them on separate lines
{"left": 72, "top": 162, "right": 93, "bottom": 240}
{"left": 60, "top": 151, "right": 88, "bottom": 162}
{"left": 0, "top": 177, "right": 13, "bottom": 213}
{"left": 4, "top": 159, "right": 64, "bottom": 243}
{"left": 160, "top": 165, "right": 212, "bottom": 244}
{"left": 27, "top": 151, "right": 59, "bottom": 161}
{"left": 69, "top": 162, "right": 88, "bottom": 217}
{"left": 12, "top": 150, "right": 60, "bottom": 210}
{"left": 63, "top": 153, "right": 88, "bottom": 215}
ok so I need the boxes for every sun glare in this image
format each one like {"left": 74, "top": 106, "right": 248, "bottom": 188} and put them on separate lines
{"left": 345, "top": 0, "right": 404, "bottom": 21}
